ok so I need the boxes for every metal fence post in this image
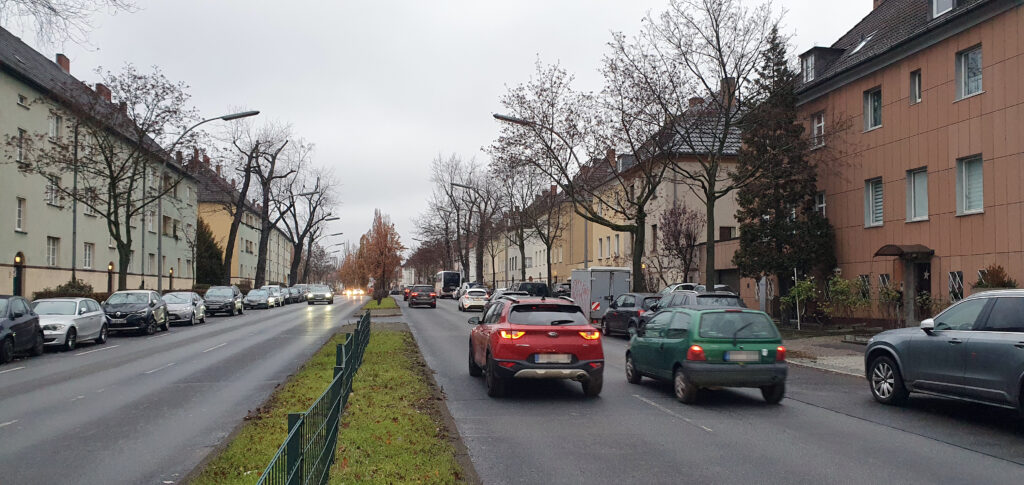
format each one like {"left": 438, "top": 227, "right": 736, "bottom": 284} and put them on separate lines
{"left": 286, "top": 413, "right": 304, "bottom": 485}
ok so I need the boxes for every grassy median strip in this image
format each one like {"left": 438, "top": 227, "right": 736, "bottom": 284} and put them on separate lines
{"left": 362, "top": 297, "right": 398, "bottom": 311}
{"left": 191, "top": 329, "right": 463, "bottom": 485}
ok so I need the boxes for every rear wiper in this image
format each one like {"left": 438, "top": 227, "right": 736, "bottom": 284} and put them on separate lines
{"left": 732, "top": 322, "right": 755, "bottom": 347}
{"left": 550, "top": 319, "right": 576, "bottom": 325}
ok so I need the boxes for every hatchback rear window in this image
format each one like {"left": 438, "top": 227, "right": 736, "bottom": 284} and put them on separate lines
{"left": 467, "top": 289, "right": 487, "bottom": 296}
{"left": 508, "top": 304, "right": 588, "bottom": 326}
{"left": 698, "top": 312, "right": 779, "bottom": 340}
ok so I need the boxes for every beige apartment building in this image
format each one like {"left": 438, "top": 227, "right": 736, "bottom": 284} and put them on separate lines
{"left": 0, "top": 28, "right": 198, "bottom": 296}
{"left": 798, "top": 0, "right": 1024, "bottom": 322}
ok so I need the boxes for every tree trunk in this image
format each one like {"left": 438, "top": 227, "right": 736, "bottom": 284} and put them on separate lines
{"left": 288, "top": 240, "right": 303, "bottom": 286}
{"left": 545, "top": 243, "right": 553, "bottom": 286}
{"left": 116, "top": 242, "right": 130, "bottom": 291}
{"left": 704, "top": 198, "right": 717, "bottom": 288}
{"left": 254, "top": 190, "right": 272, "bottom": 287}
{"left": 631, "top": 216, "right": 646, "bottom": 292}
{"left": 222, "top": 164, "right": 253, "bottom": 285}
{"left": 302, "top": 236, "right": 313, "bottom": 283}
{"left": 518, "top": 230, "right": 527, "bottom": 281}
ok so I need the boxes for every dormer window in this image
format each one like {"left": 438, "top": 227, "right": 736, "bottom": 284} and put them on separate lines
{"left": 933, "top": 0, "right": 954, "bottom": 18}
{"left": 802, "top": 55, "right": 815, "bottom": 83}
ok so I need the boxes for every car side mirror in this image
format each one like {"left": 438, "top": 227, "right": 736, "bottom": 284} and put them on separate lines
{"left": 920, "top": 318, "right": 935, "bottom": 333}
{"left": 12, "top": 311, "right": 23, "bottom": 318}
{"left": 468, "top": 317, "right": 481, "bottom": 325}
{"left": 150, "top": 300, "right": 157, "bottom": 307}
{"left": 609, "top": 302, "right": 618, "bottom": 309}
{"left": 80, "top": 308, "right": 89, "bottom": 315}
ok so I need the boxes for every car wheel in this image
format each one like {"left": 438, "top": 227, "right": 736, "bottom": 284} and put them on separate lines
{"left": 0, "top": 337, "right": 13, "bottom": 364}
{"left": 582, "top": 372, "right": 603, "bottom": 397}
{"left": 308, "top": 301, "right": 313, "bottom": 305}
{"left": 200, "top": 311, "right": 207, "bottom": 323}
{"left": 868, "top": 356, "right": 909, "bottom": 405}
{"left": 673, "top": 367, "right": 699, "bottom": 404}
{"left": 63, "top": 328, "right": 77, "bottom": 352}
{"left": 142, "top": 317, "right": 157, "bottom": 336}
{"left": 159, "top": 314, "right": 170, "bottom": 332}
{"left": 485, "top": 354, "right": 507, "bottom": 398}
{"left": 95, "top": 323, "right": 108, "bottom": 344}
{"left": 188, "top": 311, "right": 197, "bottom": 326}
{"left": 625, "top": 353, "right": 642, "bottom": 384}
{"left": 468, "top": 341, "right": 482, "bottom": 377}
{"left": 238, "top": 305, "right": 243, "bottom": 315}
{"left": 431, "top": 303, "right": 437, "bottom": 308}
{"left": 600, "top": 318, "right": 610, "bottom": 336}
{"left": 761, "top": 382, "right": 786, "bottom": 404}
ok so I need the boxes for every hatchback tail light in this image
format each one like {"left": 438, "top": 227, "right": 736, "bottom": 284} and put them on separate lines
{"left": 637, "top": 309, "right": 645, "bottom": 316}
{"left": 411, "top": 292, "right": 419, "bottom": 297}
{"left": 686, "top": 345, "right": 706, "bottom": 361}
{"left": 776, "top": 346, "right": 786, "bottom": 362}
{"left": 499, "top": 330, "right": 525, "bottom": 339}
{"left": 579, "top": 331, "right": 601, "bottom": 340}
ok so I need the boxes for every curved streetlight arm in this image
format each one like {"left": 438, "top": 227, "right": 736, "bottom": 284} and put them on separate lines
{"left": 492, "top": 112, "right": 584, "bottom": 167}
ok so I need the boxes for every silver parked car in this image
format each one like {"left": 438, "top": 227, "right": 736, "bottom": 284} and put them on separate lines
{"left": 31, "top": 298, "right": 108, "bottom": 351}
{"left": 162, "top": 292, "right": 206, "bottom": 326}
{"left": 865, "top": 289, "right": 1024, "bottom": 417}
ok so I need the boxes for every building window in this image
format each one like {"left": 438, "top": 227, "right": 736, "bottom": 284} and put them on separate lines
{"left": 83, "top": 189, "right": 97, "bottom": 216}
{"left": 858, "top": 274, "right": 871, "bottom": 299}
{"left": 956, "top": 155, "right": 984, "bottom": 215}
{"left": 129, "top": 250, "right": 135, "bottom": 272}
{"left": 933, "top": 0, "right": 953, "bottom": 18}
{"left": 977, "top": 268, "right": 989, "bottom": 285}
{"left": 614, "top": 234, "right": 620, "bottom": 256}
{"left": 45, "top": 175, "right": 60, "bottom": 206}
{"left": 147, "top": 211, "right": 155, "bottom": 232}
{"left": 83, "top": 242, "right": 94, "bottom": 269}
{"left": 815, "top": 191, "right": 826, "bottom": 217}
{"left": 46, "top": 237, "right": 59, "bottom": 266}
{"left": 811, "top": 111, "right": 825, "bottom": 148}
{"left": 864, "top": 87, "right": 882, "bottom": 130}
{"left": 906, "top": 168, "right": 928, "bottom": 221}
{"left": 148, "top": 253, "right": 156, "bottom": 275}
{"left": 162, "top": 215, "right": 173, "bottom": 236}
{"left": 17, "top": 94, "right": 29, "bottom": 108}
{"left": 949, "top": 271, "right": 964, "bottom": 302}
{"left": 865, "top": 178, "right": 884, "bottom": 227}
{"left": 16, "top": 128, "right": 27, "bottom": 165}
{"left": 910, "top": 70, "right": 922, "bottom": 104}
{"left": 879, "top": 273, "right": 891, "bottom": 289}
{"left": 49, "top": 114, "right": 62, "bottom": 141}
{"left": 651, "top": 224, "right": 658, "bottom": 252}
{"left": 956, "top": 46, "right": 983, "bottom": 99}
{"left": 15, "top": 197, "right": 25, "bottom": 231}
{"left": 802, "top": 55, "right": 814, "bottom": 83}
{"left": 606, "top": 236, "right": 611, "bottom": 258}
{"left": 719, "top": 226, "right": 736, "bottom": 240}
{"left": 598, "top": 238, "right": 604, "bottom": 259}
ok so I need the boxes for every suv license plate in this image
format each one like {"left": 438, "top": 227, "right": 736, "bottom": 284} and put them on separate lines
{"left": 725, "top": 351, "right": 759, "bottom": 362}
{"left": 535, "top": 354, "right": 571, "bottom": 364}
{"left": 111, "top": 318, "right": 127, "bottom": 324}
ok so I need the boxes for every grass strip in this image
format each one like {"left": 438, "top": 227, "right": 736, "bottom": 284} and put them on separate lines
{"left": 329, "top": 330, "right": 463, "bottom": 484}
{"left": 362, "top": 297, "right": 398, "bottom": 310}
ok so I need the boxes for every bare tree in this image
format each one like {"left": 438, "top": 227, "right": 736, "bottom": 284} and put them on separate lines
{"left": 0, "top": 0, "right": 136, "bottom": 45}
{"left": 659, "top": 200, "right": 706, "bottom": 282}
{"left": 250, "top": 132, "right": 307, "bottom": 287}
{"left": 280, "top": 167, "right": 338, "bottom": 285}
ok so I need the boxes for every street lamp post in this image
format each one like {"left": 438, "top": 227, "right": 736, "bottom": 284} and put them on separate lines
{"left": 156, "top": 110, "right": 259, "bottom": 291}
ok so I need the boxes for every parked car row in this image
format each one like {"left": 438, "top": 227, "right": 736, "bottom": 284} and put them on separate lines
{"left": 0, "top": 283, "right": 337, "bottom": 365}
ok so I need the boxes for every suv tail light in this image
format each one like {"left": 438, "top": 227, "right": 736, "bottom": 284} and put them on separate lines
{"left": 411, "top": 292, "right": 419, "bottom": 297}
{"left": 429, "top": 293, "right": 437, "bottom": 297}
{"left": 686, "top": 345, "right": 706, "bottom": 361}
{"left": 579, "top": 331, "right": 600, "bottom": 340}
{"left": 499, "top": 330, "right": 525, "bottom": 340}
{"left": 776, "top": 346, "right": 786, "bottom": 362}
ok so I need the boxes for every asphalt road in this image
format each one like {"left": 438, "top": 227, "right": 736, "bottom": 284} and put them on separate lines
{"left": 0, "top": 296, "right": 365, "bottom": 485}
{"left": 407, "top": 298, "right": 1024, "bottom": 485}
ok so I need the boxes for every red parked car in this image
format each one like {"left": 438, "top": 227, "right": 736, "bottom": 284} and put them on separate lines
{"left": 467, "top": 296, "right": 604, "bottom": 397}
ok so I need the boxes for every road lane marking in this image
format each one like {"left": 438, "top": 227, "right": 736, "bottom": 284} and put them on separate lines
{"left": 75, "top": 345, "right": 119, "bottom": 356}
{"left": 146, "top": 334, "right": 169, "bottom": 340}
{"left": 0, "top": 366, "right": 25, "bottom": 375}
{"left": 633, "top": 395, "right": 713, "bottom": 432}
{"left": 202, "top": 343, "right": 227, "bottom": 353}
{"left": 144, "top": 363, "right": 175, "bottom": 374}
{"left": 70, "top": 395, "right": 85, "bottom": 402}
{"left": 0, "top": 420, "right": 18, "bottom": 428}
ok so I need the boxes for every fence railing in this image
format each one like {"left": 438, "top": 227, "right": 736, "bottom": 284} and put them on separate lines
{"left": 257, "top": 311, "right": 372, "bottom": 485}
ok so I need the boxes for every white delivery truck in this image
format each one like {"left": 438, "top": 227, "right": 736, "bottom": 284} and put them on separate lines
{"left": 570, "top": 267, "right": 632, "bottom": 323}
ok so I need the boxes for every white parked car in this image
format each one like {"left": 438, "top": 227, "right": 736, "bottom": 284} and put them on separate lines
{"left": 31, "top": 298, "right": 108, "bottom": 351}
{"left": 458, "top": 288, "right": 489, "bottom": 312}
{"left": 161, "top": 291, "right": 207, "bottom": 326}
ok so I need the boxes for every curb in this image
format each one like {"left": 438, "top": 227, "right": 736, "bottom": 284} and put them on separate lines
{"left": 789, "top": 358, "right": 864, "bottom": 379}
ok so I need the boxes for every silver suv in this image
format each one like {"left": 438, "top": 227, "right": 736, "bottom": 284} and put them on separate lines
{"left": 865, "top": 290, "right": 1024, "bottom": 417}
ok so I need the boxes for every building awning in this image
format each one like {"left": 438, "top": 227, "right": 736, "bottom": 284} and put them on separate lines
{"left": 874, "top": 244, "right": 934, "bottom": 258}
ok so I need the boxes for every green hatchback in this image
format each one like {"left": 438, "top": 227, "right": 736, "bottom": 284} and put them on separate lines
{"left": 625, "top": 307, "right": 787, "bottom": 404}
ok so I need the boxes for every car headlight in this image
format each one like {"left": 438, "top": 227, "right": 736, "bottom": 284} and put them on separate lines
{"left": 42, "top": 323, "right": 67, "bottom": 331}
{"left": 326, "top": 293, "right": 333, "bottom": 298}
{"left": 131, "top": 309, "right": 148, "bottom": 315}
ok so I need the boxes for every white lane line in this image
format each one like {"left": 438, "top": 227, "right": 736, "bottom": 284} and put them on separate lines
{"left": 202, "top": 342, "right": 227, "bottom": 353}
{"left": 146, "top": 334, "right": 169, "bottom": 340}
{"left": 0, "top": 420, "right": 18, "bottom": 428}
{"left": 144, "top": 362, "right": 175, "bottom": 374}
{"left": 633, "top": 394, "right": 713, "bottom": 432}
{"left": 0, "top": 366, "right": 25, "bottom": 375}
{"left": 75, "top": 344, "right": 119, "bottom": 356}
{"left": 70, "top": 395, "right": 86, "bottom": 402}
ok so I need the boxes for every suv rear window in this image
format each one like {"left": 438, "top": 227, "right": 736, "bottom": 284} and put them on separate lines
{"left": 412, "top": 286, "right": 433, "bottom": 293}
{"left": 698, "top": 312, "right": 779, "bottom": 340}
{"left": 695, "top": 295, "right": 744, "bottom": 307}
{"left": 508, "top": 304, "right": 587, "bottom": 326}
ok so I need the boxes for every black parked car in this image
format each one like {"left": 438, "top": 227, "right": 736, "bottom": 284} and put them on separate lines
{"left": 509, "top": 281, "right": 550, "bottom": 297}
{"left": 0, "top": 295, "right": 44, "bottom": 364}
{"left": 553, "top": 282, "right": 572, "bottom": 297}
{"left": 408, "top": 285, "right": 436, "bottom": 308}
{"left": 103, "top": 290, "right": 168, "bottom": 336}
{"left": 204, "top": 285, "right": 244, "bottom": 316}
{"left": 639, "top": 291, "right": 745, "bottom": 327}
{"left": 600, "top": 292, "right": 660, "bottom": 336}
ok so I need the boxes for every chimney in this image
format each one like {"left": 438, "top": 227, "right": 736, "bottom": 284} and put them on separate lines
{"left": 720, "top": 77, "right": 736, "bottom": 107}
{"left": 55, "top": 54, "right": 70, "bottom": 73}
{"left": 550, "top": 184, "right": 557, "bottom": 195}
{"left": 606, "top": 148, "right": 616, "bottom": 168}
{"left": 175, "top": 151, "right": 183, "bottom": 166}
{"left": 688, "top": 96, "right": 704, "bottom": 108}
{"left": 873, "top": 0, "right": 886, "bottom": 9}
{"left": 203, "top": 154, "right": 210, "bottom": 166}
{"left": 215, "top": 164, "right": 222, "bottom": 176}
{"left": 95, "top": 83, "right": 111, "bottom": 102}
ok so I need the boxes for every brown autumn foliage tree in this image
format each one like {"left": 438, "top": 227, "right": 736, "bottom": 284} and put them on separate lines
{"left": 362, "top": 210, "right": 405, "bottom": 303}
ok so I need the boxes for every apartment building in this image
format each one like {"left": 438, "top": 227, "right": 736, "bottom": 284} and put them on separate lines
{"left": 0, "top": 28, "right": 198, "bottom": 296}
{"left": 798, "top": 0, "right": 1024, "bottom": 322}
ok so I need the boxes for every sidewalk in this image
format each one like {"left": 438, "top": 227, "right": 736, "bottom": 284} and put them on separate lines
{"left": 784, "top": 335, "right": 866, "bottom": 378}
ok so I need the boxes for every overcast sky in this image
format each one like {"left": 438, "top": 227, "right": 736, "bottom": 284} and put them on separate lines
{"left": 14, "top": 0, "right": 871, "bottom": 253}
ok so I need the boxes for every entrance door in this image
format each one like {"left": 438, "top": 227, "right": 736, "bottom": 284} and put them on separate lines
{"left": 12, "top": 265, "right": 23, "bottom": 297}
{"left": 913, "top": 262, "right": 932, "bottom": 321}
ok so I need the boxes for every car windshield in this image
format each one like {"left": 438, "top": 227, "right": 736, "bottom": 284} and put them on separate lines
{"left": 248, "top": 290, "right": 268, "bottom": 298}
{"left": 206, "top": 288, "right": 232, "bottom": 298}
{"left": 698, "top": 312, "right": 779, "bottom": 340}
{"left": 508, "top": 304, "right": 588, "bottom": 326}
{"left": 106, "top": 292, "right": 149, "bottom": 304}
{"left": 696, "top": 296, "right": 744, "bottom": 307}
{"left": 162, "top": 293, "right": 191, "bottom": 303}
{"left": 310, "top": 285, "right": 330, "bottom": 292}
{"left": 32, "top": 300, "right": 78, "bottom": 315}
{"left": 0, "top": 299, "right": 8, "bottom": 315}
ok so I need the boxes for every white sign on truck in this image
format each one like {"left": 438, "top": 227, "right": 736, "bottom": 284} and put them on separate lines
{"left": 570, "top": 267, "right": 632, "bottom": 323}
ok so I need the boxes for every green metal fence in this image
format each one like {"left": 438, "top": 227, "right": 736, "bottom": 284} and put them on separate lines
{"left": 257, "top": 311, "right": 372, "bottom": 485}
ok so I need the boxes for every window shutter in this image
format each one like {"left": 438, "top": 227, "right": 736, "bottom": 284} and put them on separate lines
{"left": 871, "top": 181, "right": 883, "bottom": 224}
{"left": 965, "top": 158, "right": 983, "bottom": 211}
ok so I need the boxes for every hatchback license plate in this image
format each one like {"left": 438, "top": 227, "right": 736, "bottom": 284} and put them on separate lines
{"left": 725, "top": 350, "right": 759, "bottom": 362}
{"left": 535, "top": 354, "right": 571, "bottom": 364}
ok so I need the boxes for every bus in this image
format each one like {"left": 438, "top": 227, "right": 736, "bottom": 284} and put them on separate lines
{"left": 434, "top": 271, "right": 462, "bottom": 299}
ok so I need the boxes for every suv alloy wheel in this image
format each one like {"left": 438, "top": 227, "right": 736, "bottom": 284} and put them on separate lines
{"left": 868, "top": 356, "right": 908, "bottom": 405}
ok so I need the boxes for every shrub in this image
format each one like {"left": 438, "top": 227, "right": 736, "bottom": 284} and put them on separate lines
{"left": 780, "top": 276, "right": 819, "bottom": 320}
{"left": 821, "top": 271, "right": 870, "bottom": 319}
{"left": 973, "top": 264, "right": 1018, "bottom": 289}
{"left": 32, "top": 279, "right": 94, "bottom": 300}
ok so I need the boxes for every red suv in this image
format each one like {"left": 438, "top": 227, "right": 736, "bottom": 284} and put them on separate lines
{"left": 467, "top": 296, "right": 604, "bottom": 397}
